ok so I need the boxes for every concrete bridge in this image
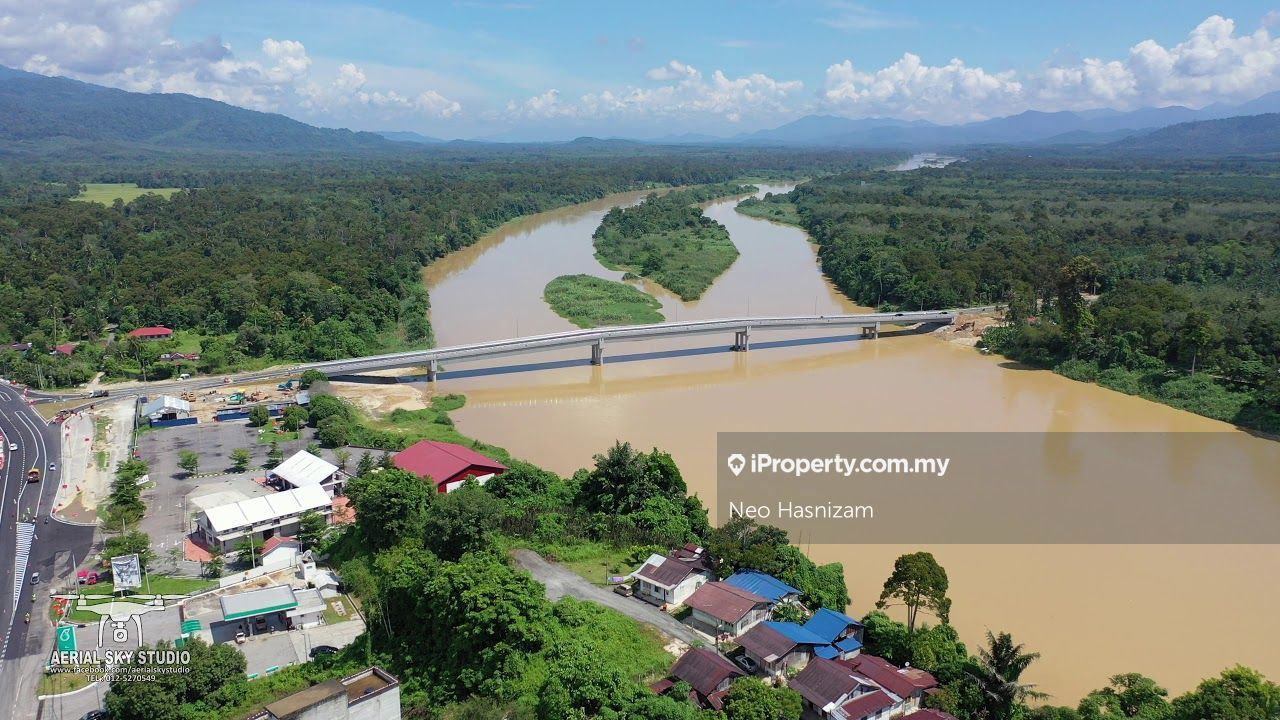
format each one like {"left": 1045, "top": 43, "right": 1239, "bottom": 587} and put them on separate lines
{"left": 38, "top": 309, "right": 984, "bottom": 404}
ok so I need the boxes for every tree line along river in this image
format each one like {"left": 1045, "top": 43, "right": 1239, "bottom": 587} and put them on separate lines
{"left": 419, "top": 182, "right": 1280, "bottom": 703}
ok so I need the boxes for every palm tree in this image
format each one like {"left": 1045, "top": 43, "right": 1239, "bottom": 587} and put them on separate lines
{"left": 970, "top": 631, "right": 1048, "bottom": 720}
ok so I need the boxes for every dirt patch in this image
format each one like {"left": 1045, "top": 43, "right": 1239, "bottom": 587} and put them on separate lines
{"left": 934, "top": 311, "right": 1006, "bottom": 347}
{"left": 330, "top": 378, "right": 431, "bottom": 417}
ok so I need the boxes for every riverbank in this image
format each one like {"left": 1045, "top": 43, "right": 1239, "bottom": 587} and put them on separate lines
{"left": 421, "top": 184, "right": 1280, "bottom": 701}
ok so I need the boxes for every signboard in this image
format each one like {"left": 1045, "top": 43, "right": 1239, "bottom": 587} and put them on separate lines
{"left": 56, "top": 625, "right": 77, "bottom": 653}
{"left": 111, "top": 553, "right": 143, "bottom": 590}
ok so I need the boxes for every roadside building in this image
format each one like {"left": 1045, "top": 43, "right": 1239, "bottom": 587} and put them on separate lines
{"left": 196, "top": 485, "right": 332, "bottom": 552}
{"left": 736, "top": 621, "right": 827, "bottom": 678}
{"left": 684, "top": 581, "right": 771, "bottom": 638}
{"left": 251, "top": 666, "right": 401, "bottom": 720}
{"left": 141, "top": 395, "right": 192, "bottom": 423}
{"left": 287, "top": 588, "right": 326, "bottom": 630}
{"left": 127, "top": 326, "right": 174, "bottom": 341}
{"left": 392, "top": 439, "right": 507, "bottom": 493}
{"left": 52, "top": 342, "right": 77, "bottom": 356}
{"left": 651, "top": 647, "right": 743, "bottom": 710}
{"left": 269, "top": 450, "right": 347, "bottom": 496}
{"left": 632, "top": 544, "right": 713, "bottom": 607}
{"left": 260, "top": 536, "right": 302, "bottom": 569}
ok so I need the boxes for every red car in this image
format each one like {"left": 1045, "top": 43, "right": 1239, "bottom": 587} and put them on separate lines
{"left": 77, "top": 570, "right": 99, "bottom": 585}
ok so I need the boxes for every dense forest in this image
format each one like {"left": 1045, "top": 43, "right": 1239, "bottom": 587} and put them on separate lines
{"left": 593, "top": 183, "right": 751, "bottom": 300}
{"left": 740, "top": 157, "right": 1280, "bottom": 432}
{"left": 0, "top": 148, "right": 894, "bottom": 388}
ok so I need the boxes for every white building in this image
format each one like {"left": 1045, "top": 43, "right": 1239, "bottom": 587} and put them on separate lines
{"left": 269, "top": 450, "right": 346, "bottom": 497}
{"left": 253, "top": 667, "right": 401, "bottom": 720}
{"left": 287, "top": 588, "right": 326, "bottom": 630}
{"left": 196, "top": 485, "right": 332, "bottom": 551}
{"left": 632, "top": 549, "right": 713, "bottom": 607}
{"left": 141, "top": 395, "right": 191, "bottom": 422}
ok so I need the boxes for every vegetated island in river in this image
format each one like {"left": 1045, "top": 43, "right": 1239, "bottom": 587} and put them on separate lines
{"left": 592, "top": 183, "right": 755, "bottom": 301}
{"left": 543, "top": 274, "right": 664, "bottom": 328}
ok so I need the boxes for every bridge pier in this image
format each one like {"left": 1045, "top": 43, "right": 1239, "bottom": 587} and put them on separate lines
{"left": 590, "top": 339, "right": 605, "bottom": 366}
{"left": 732, "top": 327, "right": 751, "bottom": 352}
{"left": 860, "top": 322, "right": 881, "bottom": 340}
{"left": 426, "top": 358, "right": 439, "bottom": 383}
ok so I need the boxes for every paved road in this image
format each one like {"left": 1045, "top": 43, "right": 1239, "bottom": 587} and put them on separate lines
{"left": 512, "top": 549, "right": 702, "bottom": 647}
{"left": 0, "top": 385, "right": 96, "bottom": 720}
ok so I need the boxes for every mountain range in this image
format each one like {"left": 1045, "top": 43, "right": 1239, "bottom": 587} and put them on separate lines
{"left": 1, "top": 63, "right": 1277, "bottom": 156}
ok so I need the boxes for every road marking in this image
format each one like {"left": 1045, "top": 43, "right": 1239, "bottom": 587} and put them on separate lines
{"left": 11, "top": 522, "right": 33, "bottom": 614}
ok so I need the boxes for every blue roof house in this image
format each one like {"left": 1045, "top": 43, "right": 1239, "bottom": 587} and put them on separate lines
{"left": 722, "top": 570, "right": 801, "bottom": 605}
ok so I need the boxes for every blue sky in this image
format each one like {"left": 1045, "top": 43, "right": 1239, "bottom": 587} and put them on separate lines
{"left": 6, "top": 1, "right": 1280, "bottom": 139}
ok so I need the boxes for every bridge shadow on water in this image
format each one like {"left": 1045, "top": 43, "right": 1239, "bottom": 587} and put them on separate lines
{"left": 329, "top": 324, "right": 939, "bottom": 385}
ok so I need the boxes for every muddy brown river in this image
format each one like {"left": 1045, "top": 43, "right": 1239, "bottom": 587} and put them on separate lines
{"left": 420, "top": 184, "right": 1280, "bottom": 702}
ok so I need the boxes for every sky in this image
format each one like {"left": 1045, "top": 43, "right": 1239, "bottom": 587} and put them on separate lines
{"left": 3, "top": 1, "right": 1280, "bottom": 140}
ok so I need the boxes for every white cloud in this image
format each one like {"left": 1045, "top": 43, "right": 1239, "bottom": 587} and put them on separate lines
{"left": 510, "top": 60, "right": 802, "bottom": 124}
{"left": 823, "top": 14, "right": 1280, "bottom": 121}
{"left": 0, "top": 0, "right": 461, "bottom": 123}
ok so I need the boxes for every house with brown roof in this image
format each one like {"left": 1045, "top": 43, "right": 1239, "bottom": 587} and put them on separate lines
{"left": 736, "top": 621, "right": 826, "bottom": 678}
{"left": 684, "top": 581, "right": 771, "bottom": 638}
{"left": 650, "top": 647, "right": 744, "bottom": 710}
{"left": 632, "top": 544, "right": 713, "bottom": 607}
{"left": 788, "top": 655, "right": 938, "bottom": 720}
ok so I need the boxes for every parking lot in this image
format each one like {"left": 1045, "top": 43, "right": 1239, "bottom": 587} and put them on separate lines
{"left": 135, "top": 420, "right": 314, "bottom": 572}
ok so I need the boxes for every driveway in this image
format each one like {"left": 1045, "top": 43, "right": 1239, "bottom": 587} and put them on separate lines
{"left": 512, "top": 549, "right": 703, "bottom": 647}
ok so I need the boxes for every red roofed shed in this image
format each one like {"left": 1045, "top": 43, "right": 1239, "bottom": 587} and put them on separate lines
{"left": 393, "top": 440, "right": 507, "bottom": 493}
{"left": 127, "top": 326, "right": 174, "bottom": 340}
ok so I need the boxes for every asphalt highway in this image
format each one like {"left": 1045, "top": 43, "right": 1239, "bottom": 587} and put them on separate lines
{"left": 0, "top": 384, "right": 95, "bottom": 720}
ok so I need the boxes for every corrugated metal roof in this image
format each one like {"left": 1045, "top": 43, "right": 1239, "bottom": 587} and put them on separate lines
{"left": 722, "top": 570, "right": 799, "bottom": 603}
{"left": 141, "top": 395, "right": 191, "bottom": 416}
{"left": 763, "top": 620, "right": 828, "bottom": 646}
{"left": 803, "top": 607, "right": 863, "bottom": 643}
{"left": 202, "top": 485, "right": 331, "bottom": 533}
{"left": 271, "top": 450, "right": 338, "bottom": 488}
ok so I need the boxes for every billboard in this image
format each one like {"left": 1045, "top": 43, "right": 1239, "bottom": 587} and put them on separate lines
{"left": 110, "top": 553, "right": 143, "bottom": 590}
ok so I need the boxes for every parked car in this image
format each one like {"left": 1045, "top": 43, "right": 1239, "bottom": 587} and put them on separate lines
{"left": 81, "top": 711, "right": 109, "bottom": 720}
{"left": 735, "top": 654, "right": 759, "bottom": 673}
{"left": 612, "top": 583, "right": 634, "bottom": 597}
{"left": 309, "top": 645, "right": 339, "bottom": 658}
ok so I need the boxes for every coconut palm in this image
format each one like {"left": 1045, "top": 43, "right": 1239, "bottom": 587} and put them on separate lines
{"left": 970, "top": 631, "right": 1048, "bottom": 720}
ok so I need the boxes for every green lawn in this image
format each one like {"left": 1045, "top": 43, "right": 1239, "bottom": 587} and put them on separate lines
{"left": 322, "top": 596, "right": 356, "bottom": 625}
{"left": 523, "top": 541, "right": 648, "bottom": 586}
{"left": 543, "top": 274, "right": 664, "bottom": 328}
{"left": 39, "top": 669, "right": 100, "bottom": 695}
{"left": 79, "top": 575, "right": 215, "bottom": 596}
{"left": 72, "top": 183, "right": 182, "bottom": 204}
{"left": 257, "top": 428, "right": 300, "bottom": 444}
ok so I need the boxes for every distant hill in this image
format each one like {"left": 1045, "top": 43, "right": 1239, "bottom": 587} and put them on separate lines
{"left": 0, "top": 65, "right": 394, "bottom": 152}
{"left": 1112, "top": 113, "right": 1280, "bottom": 155}
{"left": 377, "top": 130, "right": 444, "bottom": 144}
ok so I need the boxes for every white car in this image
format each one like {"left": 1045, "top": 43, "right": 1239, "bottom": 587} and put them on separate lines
{"left": 7, "top": 442, "right": 14, "bottom": 451}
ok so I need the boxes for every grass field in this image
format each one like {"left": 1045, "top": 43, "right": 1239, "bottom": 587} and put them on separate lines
{"left": 543, "top": 274, "right": 664, "bottom": 328}
{"left": 72, "top": 183, "right": 182, "bottom": 204}
{"left": 39, "top": 669, "right": 99, "bottom": 695}
{"left": 79, "top": 575, "right": 214, "bottom": 596}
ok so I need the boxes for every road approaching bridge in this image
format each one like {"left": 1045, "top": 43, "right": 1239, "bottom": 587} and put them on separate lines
{"left": 37, "top": 308, "right": 986, "bottom": 406}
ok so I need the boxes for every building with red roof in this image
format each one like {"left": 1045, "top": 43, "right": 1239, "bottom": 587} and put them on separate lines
{"left": 684, "top": 581, "right": 771, "bottom": 638}
{"left": 127, "top": 326, "right": 174, "bottom": 340}
{"left": 52, "top": 342, "right": 77, "bottom": 356}
{"left": 787, "top": 655, "right": 939, "bottom": 720}
{"left": 392, "top": 439, "right": 507, "bottom": 493}
{"left": 651, "top": 648, "right": 744, "bottom": 710}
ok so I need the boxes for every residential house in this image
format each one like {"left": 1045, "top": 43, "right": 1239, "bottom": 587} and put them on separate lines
{"left": 651, "top": 648, "right": 743, "bottom": 711}
{"left": 684, "top": 581, "right": 771, "bottom": 638}
{"left": 260, "top": 536, "right": 302, "bottom": 569}
{"left": 723, "top": 569, "right": 801, "bottom": 605}
{"left": 249, "top": 666, "right": 401, "bottom": 720}
{"left": 392, "top": 439, "right": 507, "bottom": 493}
{"left": 632, "top": 544, "right": 713, "bottom": 607}
{"left": 269, "top": 450, "right": 347, "bottom": 497}
{"left": 788, "top": 656, "right": 938, "bottom": 720}
{"left": 805, "top": 608, "right": 865, "bottom": 660}
{"left": 52, "top": 342, "right": 77, "bottom": 357}
{"left": 902, "top": 712, "right": 959, "bottom": 720}
{"left": 127, "top": 326, "right": 174, "bottom": 341}
{"left": 736, "top": 621, "right": 827, "bottom": 678}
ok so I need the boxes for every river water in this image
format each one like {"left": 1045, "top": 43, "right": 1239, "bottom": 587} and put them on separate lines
{"left": 421, "top": 184, "right": 1280, "bottom": 702}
